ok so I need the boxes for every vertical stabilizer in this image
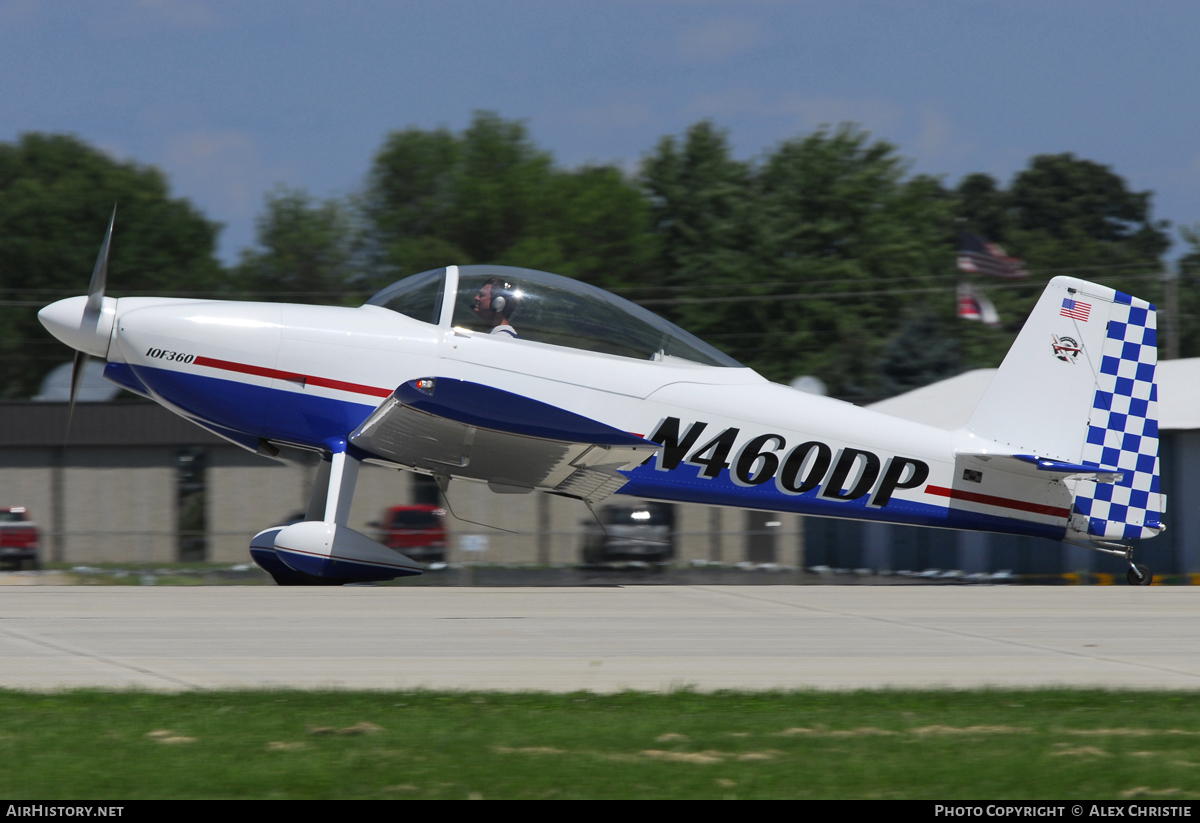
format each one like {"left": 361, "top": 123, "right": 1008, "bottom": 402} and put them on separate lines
{"left": 966, "top": 276, "right": 1162, "bottom": 540}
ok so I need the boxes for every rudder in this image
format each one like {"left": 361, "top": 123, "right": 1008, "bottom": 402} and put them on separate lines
{"left": 1071, "top": 290, "right": 1163, "bottom": 540}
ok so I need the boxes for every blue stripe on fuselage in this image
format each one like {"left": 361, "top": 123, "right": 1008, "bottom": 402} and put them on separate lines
{"left": 103, "top": 362, "right": 152, "bottom": 398}
{"left": 131, "top": 364, "right": 377, "bottom": 449}
{"left": 616, "top": 460, "right": 1068, "bottom": 541}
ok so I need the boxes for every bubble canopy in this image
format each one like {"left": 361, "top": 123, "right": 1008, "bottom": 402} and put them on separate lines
{"left": 366, "top": 265, "right": 742, "bottom": 368}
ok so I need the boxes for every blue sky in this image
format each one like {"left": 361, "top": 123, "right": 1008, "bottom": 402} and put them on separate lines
{"left": 3, "top": 0, "right": 1198, "bottom": 265}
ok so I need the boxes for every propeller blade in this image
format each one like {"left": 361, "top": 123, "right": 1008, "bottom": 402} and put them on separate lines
{"left": 66, "top": 349, "right": 90, "bottom": 439}
{"left": 85, "top": 204, "right": 116, "bottom": 316}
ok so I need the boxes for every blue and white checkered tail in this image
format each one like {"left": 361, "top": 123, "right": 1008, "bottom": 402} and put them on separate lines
{"left": 967, "top": 276, "right": 1163, "bottom": 543}
{"left": 1070, "top": 291, "right": 1164, "bottom": 541}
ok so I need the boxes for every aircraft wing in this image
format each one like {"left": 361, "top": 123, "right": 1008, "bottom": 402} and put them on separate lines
{"left": 348, "top": 377, "right": 656, "bottom": 504}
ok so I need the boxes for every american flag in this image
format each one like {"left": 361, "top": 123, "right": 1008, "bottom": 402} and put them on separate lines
{"left": 957, "top": 282, "right": 1000, "bottom": 326}
{"left": 956, "top": 234, "right": 1027, "bottom": 279}
{"left": 1060, "top": 298, "right": 1091, "bottom": 322}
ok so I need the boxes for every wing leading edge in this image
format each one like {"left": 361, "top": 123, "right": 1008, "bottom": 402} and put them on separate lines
{"left": 349, "top": 377, "right": 656, "bottom": 504}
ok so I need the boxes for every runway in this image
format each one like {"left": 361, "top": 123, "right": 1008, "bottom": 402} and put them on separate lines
{"left": 0, "top": 586, "right": 1197, "bottom": 692}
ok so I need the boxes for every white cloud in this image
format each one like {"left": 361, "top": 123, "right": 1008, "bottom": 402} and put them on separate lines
{"left": 568, "top": 100, "right": 656, "bottom": 132}
{"left": 158, "top": 130, "right": 295, "bottom": 263}
{"left": 913, "top": 106, "right": 973, "bottom": 164}
{"left": 0, "top": 0, "right": 40, "bottom": 25}
{"left": 82, "top": 0, "right": 222, "bottom": 36}
{"left": 685, "top": 89, "right": 905, "bottom": 135}
{"left": 163, "top": 130, "right": 273, "bottom": 218}
{"left": 686, "top": 87, "right": 768, "bottom": 119}
{"left": 131, "top": 0, "right": 220, "bottom": 29}
{"left": 158, "top": 129, "right": 299, "bottom": 263}
{"left": 676, "top": 17, "right": 762, "bottom": 62}
{"left": 777, "top": 92, "right": 906, "bottom": 133}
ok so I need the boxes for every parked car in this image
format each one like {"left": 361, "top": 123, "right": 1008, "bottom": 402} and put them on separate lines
{"left": 581, "top": 502, "right": 675, "bottom": 565}
{"left": 0, "top": 507, "right": 40, "bottom": 570}
{"left": 372, "top": 505, "right": 448, "bottom": 563}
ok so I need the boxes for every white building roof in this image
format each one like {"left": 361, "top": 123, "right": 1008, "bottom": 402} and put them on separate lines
{"left": 868, "top": 358, "right": 1200, "bottom": 432}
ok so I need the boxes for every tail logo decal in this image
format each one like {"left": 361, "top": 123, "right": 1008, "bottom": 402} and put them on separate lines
{"left": 1073, "top": 293, "right": 1161, "bottom": 540}
{"left": 1051, "top": 334, "right": 1081, "bottom": 363}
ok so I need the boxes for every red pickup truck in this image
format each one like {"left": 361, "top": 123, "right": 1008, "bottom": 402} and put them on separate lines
{"left": 373, "top": 505, "right": 447, "bottom": 564}
{"left": 0, "top": 507, "right": 41, "bottom": 570}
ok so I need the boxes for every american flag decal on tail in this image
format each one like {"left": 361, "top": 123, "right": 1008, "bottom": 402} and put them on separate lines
{"left": 1061, "top": 298, "right": 1091, "bottom": 321}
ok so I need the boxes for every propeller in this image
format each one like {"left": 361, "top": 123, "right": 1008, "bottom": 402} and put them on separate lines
{"left": 66, "top": 205, "right": 116, "bottom": 438}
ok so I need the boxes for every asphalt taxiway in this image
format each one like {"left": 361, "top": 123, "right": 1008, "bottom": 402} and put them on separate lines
{"left": 0, "top": 586, "right": 1196, "bottom": 691}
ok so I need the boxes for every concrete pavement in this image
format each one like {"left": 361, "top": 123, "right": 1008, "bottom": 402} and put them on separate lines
{"left": 0, "top": 586, "right": 1196, "bottom": 691}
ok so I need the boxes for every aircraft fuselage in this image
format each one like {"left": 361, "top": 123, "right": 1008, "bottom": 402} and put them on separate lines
{"left": 50, "top": 294, "right": 1072, "bottom": 542}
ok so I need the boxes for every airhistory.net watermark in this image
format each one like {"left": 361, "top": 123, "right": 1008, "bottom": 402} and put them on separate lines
{"left": 6, "top": 807, "right": 123, "bottom": 817}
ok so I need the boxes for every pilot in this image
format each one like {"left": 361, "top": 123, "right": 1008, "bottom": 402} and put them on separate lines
{"left": 472, "top": 277, "right": 520, "bottom": 337}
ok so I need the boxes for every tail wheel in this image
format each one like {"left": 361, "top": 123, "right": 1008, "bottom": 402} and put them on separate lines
{"left": 1126, "top": 564, "right": 1152, "bottom": 586}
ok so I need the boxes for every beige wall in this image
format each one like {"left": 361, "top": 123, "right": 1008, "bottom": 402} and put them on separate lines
{"left": 207, "top": 449, "right": 308, "bottom": 563}
{"left": 4, "top": 447, "right": 177, "bottom": 564}
{"left": 2, "top": 444, "right": 807, "bottom": 566}
{"left": 675, "top": 503, "right": 718, "bottom": 563}
{"left": 61, "top": 448, "right": 175, "bottom": 564}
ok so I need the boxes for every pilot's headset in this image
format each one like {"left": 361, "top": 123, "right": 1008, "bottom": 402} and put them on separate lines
{"left": 488, "top": 279, "right": 520, "bottom": 319}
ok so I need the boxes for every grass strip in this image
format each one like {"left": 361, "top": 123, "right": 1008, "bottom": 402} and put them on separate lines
{"left": 0, "top": 689, "right": 1198, "bottom": 799}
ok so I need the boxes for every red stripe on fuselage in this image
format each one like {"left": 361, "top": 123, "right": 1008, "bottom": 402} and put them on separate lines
{"left": 924, "top": 485, "right": 1070, "bottom": 519}
{"left": 192, "top": 356, "right": 392, "bottom": 399}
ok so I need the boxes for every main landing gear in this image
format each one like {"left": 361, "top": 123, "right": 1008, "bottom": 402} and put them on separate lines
{"left": 248, "top": 440, "right": 423, "bottom": 585}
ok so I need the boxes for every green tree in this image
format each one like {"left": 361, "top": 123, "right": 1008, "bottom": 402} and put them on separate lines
{"left": 450, "top": 113, "right": 555, "bottom": 263}
{"left": 748, "top": 126, "right": 955, "bottom": 394}
{"left": 366, "top": 111, "right": 652, "bottom": 293}
{"left": 0, "top": 133, "right": 224, "bottom": 398}
{"left": 639, "top": 121, "right": 755, "bottom": 316}
{"left": 235, "top": 186, "right": 365, "bottom": 304}
{"left": 954, "top": 173, "right": 1009, "bottom": 241}
{"left": 951, "top": 153, "right": 1171, "bottom": 374}
{"left": 1175, "top": 223, "right": 1200, "bottom": 357}
{"left": 874, "top": 312, "right": 961, "bottom": 398}
{"left": 501, "top": 165, "right": 652, "bottom": 290}
{"left": 367, "top": 113, "right": 544, "bottom": 273}
{"left": 364, "top": 117, "right": 1174, "bottom": 400}
{"left": 639, "top": 123, "right": 954, "bottom": 396}
{"left": 1008, "top": 154, "right": 1168, "bottom": 254}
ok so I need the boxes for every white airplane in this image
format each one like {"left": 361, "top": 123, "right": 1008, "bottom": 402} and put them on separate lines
{"left": 38, "top": 212, "right": 1164, "bottom": 585}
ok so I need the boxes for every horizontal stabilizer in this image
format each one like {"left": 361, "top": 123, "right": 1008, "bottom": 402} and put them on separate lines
{"left": 1009, "top": 454, "right": 1124, "bottom": 483}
